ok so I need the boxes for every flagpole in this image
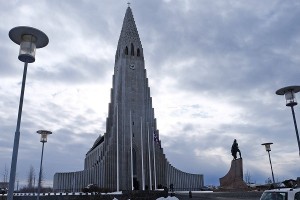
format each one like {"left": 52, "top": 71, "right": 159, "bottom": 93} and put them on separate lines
{"left": 116, "top": 104, "right": 119, "bottom": 191}
{"left": 153, "top": 129, "right": 157, "bottom": 190}
{"left": 141, "top": 117, "right": 145, "bottom": 190}
{"left": 130, "top": 110, "right": 133, "bottom": 190}
{"left": 147, "top": 123, "right": 152, "bottom": 190}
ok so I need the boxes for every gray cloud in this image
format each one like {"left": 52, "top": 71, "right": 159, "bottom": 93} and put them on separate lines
{"left": 1, "top": 0, "right": 300, "bottom": 187}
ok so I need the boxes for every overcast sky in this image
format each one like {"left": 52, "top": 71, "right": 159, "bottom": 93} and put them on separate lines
{"left": 1, "top": 0, "right": 300, "bottom": 188}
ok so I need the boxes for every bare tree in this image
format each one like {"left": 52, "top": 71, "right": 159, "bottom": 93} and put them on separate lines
{"left": 265, "top": 177, "right": 272, "bottom": 184}
{"left": 33, "top": 175, "right": 36, "bottom": 189}
{"left": 27, "top": 165, "right": 35, "bottom": 189}
{"left": 244, "top": 170, "right": 251, "bottom": 184}
{"left": 2, "top": 164, "right": 9, "bottom": 182}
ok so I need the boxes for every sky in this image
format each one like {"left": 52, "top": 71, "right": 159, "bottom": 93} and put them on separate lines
{"left": 0, "top": 0, "right": 300, "bottom": 188}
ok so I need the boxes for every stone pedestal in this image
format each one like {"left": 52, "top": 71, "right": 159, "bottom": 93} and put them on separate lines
{"left": 219, "top": 158, "right": 248, "bottom": 189}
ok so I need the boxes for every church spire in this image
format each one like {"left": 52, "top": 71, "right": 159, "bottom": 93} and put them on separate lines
{"left": 116, "top": 6, "right": 142, "bottom": 58}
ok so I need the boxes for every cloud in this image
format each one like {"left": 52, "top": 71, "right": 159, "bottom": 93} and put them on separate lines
{"left": 1, "top": 0, "right": 300, "bottom": 188}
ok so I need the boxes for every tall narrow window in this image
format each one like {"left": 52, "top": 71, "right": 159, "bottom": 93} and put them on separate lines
{"left": 137, "top": 48, "right": 140, "bottom": 57}
{"left": 132, "top": 148, "right": 137, "bottom": 176}
{"left": 125, "top": 46, "right": 128, "bottom": 55}
{"left": 131, "top": 43, "right": 134, "bottom": 56}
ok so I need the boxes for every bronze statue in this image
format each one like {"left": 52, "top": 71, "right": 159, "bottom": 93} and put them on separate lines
{"left": 231, "top": 139, "right": 242, "bottom": 160}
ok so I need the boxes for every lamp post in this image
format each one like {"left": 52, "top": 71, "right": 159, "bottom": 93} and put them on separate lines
{"left": 261, "top": 143, "right": 275, "bottom": 184}
{"left": 36, "top": 130, "right": 52, "bottom": 200}
{"left": 8, "top": 26, "right": 48, "bottom": 200}
{"left": 276, "top": 86, "right": 300, "bottom": 157}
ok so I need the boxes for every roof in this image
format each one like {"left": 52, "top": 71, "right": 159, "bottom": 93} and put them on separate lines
{"left": 117, "top": 6, "right": 142, "bottom": 50}
{"left": 86, "top": 135, "right": 104, "bottom": 154}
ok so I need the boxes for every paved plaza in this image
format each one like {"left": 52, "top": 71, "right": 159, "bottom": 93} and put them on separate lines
{"left": 174, "top": 191, "right": 262, "bottom": 200}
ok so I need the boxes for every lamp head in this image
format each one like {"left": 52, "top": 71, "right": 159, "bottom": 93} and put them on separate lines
{"left": 262, "top": 142, "right": 273, "bottom": 152}
{"left": 9, "top": 26, "right": 49, "bottom": 63}
{"left": 276, "top": 86, "right": 300, "bottom": 107}
{"left": 37, "top": 130, "right": 52, "bottom": 143}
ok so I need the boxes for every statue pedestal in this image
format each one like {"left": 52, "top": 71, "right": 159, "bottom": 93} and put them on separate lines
{"left": 219, "top": 158, "right": 248, "bottom": 189}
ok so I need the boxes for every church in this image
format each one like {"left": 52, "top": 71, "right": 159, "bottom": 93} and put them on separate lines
{"left": 53, "top": 6, "right": 204, "bottom": 192}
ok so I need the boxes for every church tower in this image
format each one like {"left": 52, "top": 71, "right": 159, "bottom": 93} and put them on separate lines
{"left": 103, "top": 5, "right": 158, "bottom": 190}
{"left": 53, "top": 6, "right": 204, "bottom": 192}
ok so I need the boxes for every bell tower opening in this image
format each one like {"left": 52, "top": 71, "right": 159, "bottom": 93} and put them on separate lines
{"left": 131, "top": 43, "right": 134, "bottom": 56}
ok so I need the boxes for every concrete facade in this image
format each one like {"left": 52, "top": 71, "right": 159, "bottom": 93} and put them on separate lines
{"left": 53, "top": 7, "right": 204, "bottom": 192}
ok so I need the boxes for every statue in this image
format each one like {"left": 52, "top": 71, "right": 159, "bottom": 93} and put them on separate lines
{"left": 219, "top": 139, "right": 247, "bottom": 189}
{"left": 231, "top": 139, "right": 242, "bottom": 160}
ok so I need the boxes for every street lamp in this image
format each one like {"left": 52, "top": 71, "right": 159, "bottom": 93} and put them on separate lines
{"left": 276, "top": 86, "right": 300, "bottom": 157}
{"left": 8, "top": 26, "right": 49, "bottom": 200}
{"left": 261, "top": 143, "right": 275, "bottom": 185}
{"left": 36, "top": 130, "right": 52, "bottom": 200}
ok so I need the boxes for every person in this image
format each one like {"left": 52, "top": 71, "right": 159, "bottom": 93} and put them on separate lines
{"left": 231, "top": 139, "right": 242, "bottom": 159}
{"left": 170, "top": 183, "right": 174, "bottom": 192}
{"left": 163, "top": 186, "right": 169, "bottom": 198}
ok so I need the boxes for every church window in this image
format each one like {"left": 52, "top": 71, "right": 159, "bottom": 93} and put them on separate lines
{"left": 132, "top": 148, "right": 137, "bottom": 176}
{"left": 137, "top": 48, "right": 140, "bottom": 57}
{"left": 131, "top": 43, "right": 134, "bottom": 56}
{"left": 125, "top": 46, "right": 128, "bottom": 55}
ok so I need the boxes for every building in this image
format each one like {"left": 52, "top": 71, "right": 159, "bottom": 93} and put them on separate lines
{"left": 53, "top": 6, "right": 204, "bottom": 192}
{"left": 0, "top": 182, "right": 8, "bottom": 189}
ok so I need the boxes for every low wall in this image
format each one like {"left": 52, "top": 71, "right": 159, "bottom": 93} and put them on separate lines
{"left": 0, "top": 191, "right": 166, "bottom": 200}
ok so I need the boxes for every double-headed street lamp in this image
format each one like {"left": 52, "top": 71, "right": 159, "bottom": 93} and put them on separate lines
{"left": 8, "top": 26, "right": 48, "bottom": 200}
{"left": 261, "top": 143, "right": 275, "bottom": 185}
{"left": 276, "top": 86, "right": 300, "bottom": 157}
{"left": 36, "top": 130, "right": 52, "bottom": 200}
